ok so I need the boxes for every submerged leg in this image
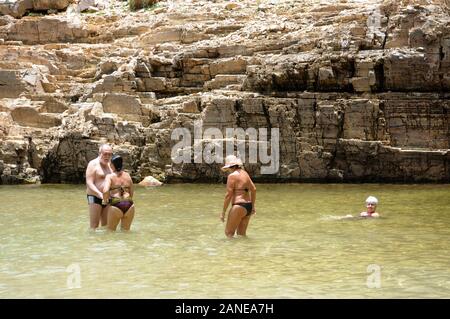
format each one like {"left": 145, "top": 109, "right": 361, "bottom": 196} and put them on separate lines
{"left": 225, "top": 205, "right": 246, "bottom": 238}
{"left": 107, "top": 206, "right": 123, "bottom": 231}
{"left": 89, "top": 203, "right": 102, "bottom": 229}
{"left": 100, "top": 206, "right": 108, "bottom": 227}
{"left": 120, "top": 205, "right": 135, "bottom": 231}
{"left": 237, "top": 214, "right": 251, "bottom": 236}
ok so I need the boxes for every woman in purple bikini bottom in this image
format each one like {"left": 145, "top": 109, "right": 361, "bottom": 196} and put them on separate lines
{"left": 103, "top": 155, "right": 135, "bottom": 231}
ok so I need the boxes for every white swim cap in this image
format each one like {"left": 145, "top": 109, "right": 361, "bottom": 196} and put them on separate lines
{"left": 366, "top": 196, "right": 378, "bottom": 205}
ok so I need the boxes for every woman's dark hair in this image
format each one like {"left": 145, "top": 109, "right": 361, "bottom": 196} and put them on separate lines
{"left": 111, "top": 155, "right": 123, "bottom": 172}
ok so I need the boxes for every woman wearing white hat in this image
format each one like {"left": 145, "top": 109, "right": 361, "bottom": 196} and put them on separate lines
{"left": 220, "top": 155, "right": 256, "bottom": 238}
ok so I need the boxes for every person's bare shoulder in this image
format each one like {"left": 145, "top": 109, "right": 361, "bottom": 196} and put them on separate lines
{"left": 229, "top": 171, "right": 240, "bottom": 179}
{"left": 86, "top": 158, "right": 99, "bottom": 175}
{"left": 87, "top": 158, "right": 99, "bottom": 168}
{"left": 226, "top": 172, "right": 239, "bottom": 187}
{"left": 124, "top": 172, "right": 133, "bottom": 183}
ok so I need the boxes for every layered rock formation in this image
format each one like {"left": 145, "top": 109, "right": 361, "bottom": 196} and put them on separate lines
{"left": 0, "top": 0, "right": 449, "bottom": 184}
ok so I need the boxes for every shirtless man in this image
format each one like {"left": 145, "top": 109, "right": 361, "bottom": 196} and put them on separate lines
{"left": 220, "top": 155, "right": 257, "bottom": 238}
{"left": 86, "top": 144, "right": 113, "bottom": 229}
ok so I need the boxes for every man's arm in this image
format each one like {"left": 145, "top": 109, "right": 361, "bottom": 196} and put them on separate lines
{"left": 86, "top": 162, "right": 103, "bottom": 199}
{"left": 102, "top": 174, "right": 112, "bottom": 204}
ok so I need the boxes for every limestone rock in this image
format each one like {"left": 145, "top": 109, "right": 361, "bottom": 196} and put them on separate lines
{"left": 4, "top": 17, "right": 89, "bottom": 44}
{"left": 138, "top": 175, "right": 163, "bottom": 186}
{"left": 32, "top": 0, "right": 71, "bottom": 11}
{"left": 10, "top": 106, "right": 62, "bottom": 128}
{"left": 76, "top": 0, "right": 95, "bottom": 12}
{"left": 1, "top": 0, "right": 449, "bottom": 184}
{"left": 0, "top": 0, "right": 33, "bottom": 18}
{"left": 0, "top": 70, "right": 27, "bottom": 98}
{"left": 0, "top": 0, "right": 71, "bottom": 18}
{"left": 129, "top": 0, "right": 159, "bottom": 11}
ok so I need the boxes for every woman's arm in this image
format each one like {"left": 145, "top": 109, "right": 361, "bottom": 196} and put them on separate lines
{"left": 249, "top": 179, "right": 256, "bottom": 214}
{"left": 221, "top": 175, "right": 235, "bottom": 222}
{"left": 128, "top": 173, "right": 134, "bottom": 198}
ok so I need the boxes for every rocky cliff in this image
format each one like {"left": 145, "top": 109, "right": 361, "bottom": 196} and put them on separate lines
{"left": 0, "top": 0, "right": 449, "bottom": 184}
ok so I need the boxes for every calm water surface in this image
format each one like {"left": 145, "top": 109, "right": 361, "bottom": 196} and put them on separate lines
{"left": 0, "top": 183, "right": 449, "bottom": 298}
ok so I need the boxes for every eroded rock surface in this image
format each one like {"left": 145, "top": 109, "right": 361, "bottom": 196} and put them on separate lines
{"left": 0, "top": 0, "right": 449, "bottom": 184}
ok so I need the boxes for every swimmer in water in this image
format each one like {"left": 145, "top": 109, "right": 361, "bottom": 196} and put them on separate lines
{"left": 360, "top": 196, "right": 380, "bottom": 218}
{"left": 332, "top": 196, "right": 380, "bottom": 220}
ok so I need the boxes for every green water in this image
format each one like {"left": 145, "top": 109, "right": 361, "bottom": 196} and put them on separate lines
{"left": 0, "top": 183, "right": 449, "bottom": 298}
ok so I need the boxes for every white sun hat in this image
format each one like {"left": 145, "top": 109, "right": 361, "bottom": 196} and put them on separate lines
{"left": 221, "top": 155, "right": 243, "bottom": 171}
